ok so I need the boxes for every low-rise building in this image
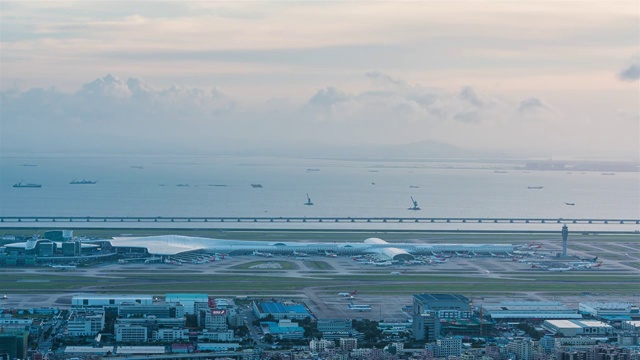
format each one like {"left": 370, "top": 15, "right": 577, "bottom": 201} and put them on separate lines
{"left": 67, "top": 310, "right": 105, "bottom": 336}
{"left": 115, "top": 324, "right": 148, "bottom": 342}
{"left": 153, "top": 327, "right": 188, "bottom": 342}
{"left": 310, "top": 339, "right": 333, "bottom": 353}
{"left": 261, "top": 320, "right": 305, "bottom": 339}
{"left": 165, "top": 293, "right": 208, "bottom": 314}
{"left": 436, "top": 338, "right": 462, "bottom": 357}
{"left": 340, "top": 338, "right": 358, "bottom": 351}
{"left": 118, "top": 302, "right": 185, "bottom": 318}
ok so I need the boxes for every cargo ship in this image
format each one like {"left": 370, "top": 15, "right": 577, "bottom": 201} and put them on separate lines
{"left": 13, "top": 181, "right": 42, "bottom": 188}
{"left": 70, "top": 179, "right": 97, "bottom": 184}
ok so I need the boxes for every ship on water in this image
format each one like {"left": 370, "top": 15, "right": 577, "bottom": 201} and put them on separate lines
{"left": 251, "top": 184, "right": 263, "bottom": 188}
{"left": 70, "top": 179, "right": 97, "bottom": 185}
{"left": 527, "top": 186, "right": 543, "bottom": 189}
{"left": 13, "top": 181, "right": 42, "bottom": 188}
{"left": 304, "top": 193, "right": 314, "bottom": 206}
{"left": 408, "top": 196, "right": 421, "bottom": 211}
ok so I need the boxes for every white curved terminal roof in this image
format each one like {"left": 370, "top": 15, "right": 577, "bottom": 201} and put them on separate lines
{"left": 364, "top": 238, "right": 388, "bottom": 245}
{"left": 380, "top": 247, "right": 415, "bottom": 261}
{"left": 104, "top": 235, "right": 515, "bottom": 257}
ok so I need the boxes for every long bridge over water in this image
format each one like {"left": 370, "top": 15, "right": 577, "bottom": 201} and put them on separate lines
{"left": 1, "top": 216, "right": 638, "bottom": 225}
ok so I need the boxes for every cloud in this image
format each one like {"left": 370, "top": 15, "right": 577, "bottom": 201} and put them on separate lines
{"left": 306, "top": 72, "right": 531, "bottom": 126}
{"left": 1, "top": 74, "right": 236, "bottom": 124}
{"left": 458, "top": 86, "right": 483, "bottom": 107}
{"left": 619, "top": 62, "right": 640, "bottom": 81}
{"left": 518, "top": 97, "right": 547, "bottom": 113}
{"left": 365, "top": 71, "right": 408, "bottom": 88}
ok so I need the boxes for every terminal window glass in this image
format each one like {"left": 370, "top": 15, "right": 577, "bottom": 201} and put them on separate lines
{"left": 83, "top": 300, "right": 88, "bottom": 305}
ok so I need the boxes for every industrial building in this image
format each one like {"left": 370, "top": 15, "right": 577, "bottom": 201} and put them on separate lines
{"left": 72, "top": 295, "right": 154, "bottom": 307}
{"left": 118, "top": 302, "right": 185, "bottom": 318}
{"left": 579, "top": 302, "right": 638, "bottom": 320}
{"left": 252, "top": 301, "right": 311, "bottom": 320}
{"left": 542, "top": 320, "right": 614, "bottom": 337}
{"left": 481, "top": 301, "right": 582, "bottom": 321}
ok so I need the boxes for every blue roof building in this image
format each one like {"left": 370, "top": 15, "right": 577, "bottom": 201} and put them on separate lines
{"left": 252, "top": 301, "right": 311, "bottom": 320}
{"left": 260, "top": 320, "right": 305, "bottom": 339}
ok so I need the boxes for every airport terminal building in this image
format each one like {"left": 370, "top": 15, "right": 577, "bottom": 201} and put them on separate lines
{"left": 100, "top": 235, "right": 515, "bottom": 260}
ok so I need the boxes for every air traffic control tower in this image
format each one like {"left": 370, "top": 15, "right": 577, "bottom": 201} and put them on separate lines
{"left": 561, "top": 225, "right": 568, "bottom": 257}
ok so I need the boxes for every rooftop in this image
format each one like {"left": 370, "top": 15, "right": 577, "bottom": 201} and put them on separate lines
{"left": 414, "top": 294, "right": 470, "bottom": 302}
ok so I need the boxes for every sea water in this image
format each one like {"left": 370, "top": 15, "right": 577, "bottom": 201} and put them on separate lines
{"left": 1, "top": 155, "right": 638, "bottom": 230}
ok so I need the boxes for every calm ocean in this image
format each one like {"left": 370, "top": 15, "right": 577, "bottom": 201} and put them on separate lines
{"left": 1, "top": 155, "right": 639, "bottom": 230}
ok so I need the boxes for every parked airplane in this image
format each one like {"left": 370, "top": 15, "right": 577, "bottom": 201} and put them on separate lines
{"left": 548, "top": 266, "right": 573, "bottom": 272}
{"left": 1, "top": 295, "right": 7, "bottom": 300}
{"left": 588, "top": 261, "right": 603, "bottom": 269}
{"left": 50, "top": 265, "right": 76, "bottom": 271}
{"left": 293, "top": 250, "right": 309, "bottom": 257}
{"left": 528, "top": 242, "right": 543, "bottom": 249}
{"left": 252, "top": 251, "right": 273, "bottom": 257}
{"left": 580, "top": 256, "right": 599, "bottom": 262}
{"left": 338, "top": 290, "right": 358, "bottom": 297}
{"left": 391, "top": 270, "right": 408, "bottom": 275}
{"left": 375, "top": 261, "right": 393, "bottom": 267}
{"left": 325, "top": 251, "right": 337, "bottom": 257}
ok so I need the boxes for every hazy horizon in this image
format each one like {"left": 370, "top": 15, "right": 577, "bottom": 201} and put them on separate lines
{"left": 1, "top": 1, "right": 639, "bottom": 160}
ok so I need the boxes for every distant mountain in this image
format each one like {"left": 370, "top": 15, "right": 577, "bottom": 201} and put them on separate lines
{"left": 237, "top": 140, "right": 539, "bottom": 160}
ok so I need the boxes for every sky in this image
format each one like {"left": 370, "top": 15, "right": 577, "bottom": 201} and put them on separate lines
{"left": 1, "top": 1, "right": 639, "bottom": 159}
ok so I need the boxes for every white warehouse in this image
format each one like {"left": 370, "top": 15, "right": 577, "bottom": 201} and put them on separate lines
{"left": 542, "top": 319, "right": 614, "bottom": 337}
{"left": 72, "top": 295, "right": 154, "bottom": 307}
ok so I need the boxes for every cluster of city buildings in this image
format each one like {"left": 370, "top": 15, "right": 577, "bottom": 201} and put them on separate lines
{"left": 1, "top": 292, "right": 639, "bottom": 360}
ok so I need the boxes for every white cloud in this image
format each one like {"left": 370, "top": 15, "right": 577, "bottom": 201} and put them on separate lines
{"left": 0, "top": 71, "right": 637, "bottom": 159}
{"left": 619, "top": 61, "right": 640, "bottom": 81}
